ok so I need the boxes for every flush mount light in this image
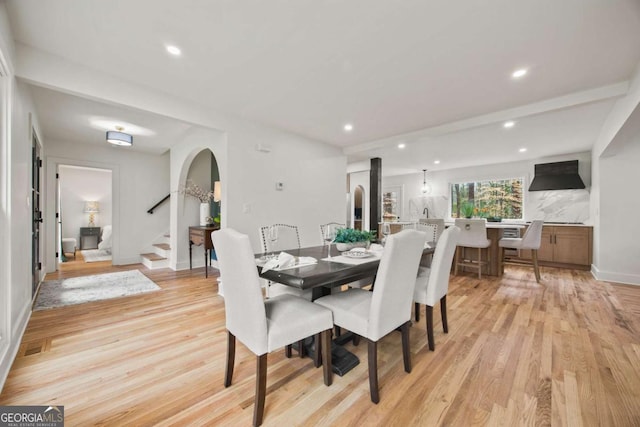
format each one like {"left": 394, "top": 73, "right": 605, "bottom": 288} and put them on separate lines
{"left": 106, "top": 126, "right": 133, "bottom": 147}
{"left": 166, "top": 45, "right": 182, "bottom": 56}
{"left": 434, "top": 160, "right": 440, "bottom": 164}
{"left": 512, "top": 68, "right": 528, "bottom": 79}
{"left": 343, "top": 123, "right": 353, "bottom": 132}
{"left": 519, "top": 148, "right": 527, "bottom": 153}
{"left": 398, "top": 143, "right": 406, "bottom": 149}
{"left": 503, "top": 121, "right": 515, "bottom": 128}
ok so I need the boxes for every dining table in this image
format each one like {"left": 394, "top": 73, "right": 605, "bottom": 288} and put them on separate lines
{"left": 255, "top": 243, "right": 436, "bottom": 375}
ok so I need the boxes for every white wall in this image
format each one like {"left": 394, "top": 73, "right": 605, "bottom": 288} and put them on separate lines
{"left": 45, "top": 139, "right": 169, "bottom": 267}
{"left": 170, "top": 124, "right": 346, "bottom": 270}
{"left": 590, "top": 62, "right": 640, "bottom": 284}
{"left": 59, "top": 165, "right": 112, "bottom": 246}
{"left": 0, "top": 3, "right": 43, "bottom": 390}
{"left": 383, "top": 151, "right": 592, "bottom": 224}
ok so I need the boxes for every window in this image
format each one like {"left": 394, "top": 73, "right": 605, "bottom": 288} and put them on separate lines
{"left": 451, "top": 178, "right": 524, "bottom": 219}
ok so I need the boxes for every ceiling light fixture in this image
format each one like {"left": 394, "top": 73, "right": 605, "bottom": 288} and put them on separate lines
{"left": 398, "top": 143, "right": 406, "bottom": 149}
{"left": 503, "top": 121, "right": 515, "bottom": 128}
{"left": 106, "top": 126, "right": 133, "bottom": 147}
{"left": 434, "top": 160, "right": 440, "bottom": 164}
{"left": 166, "top": 45, "right": 182, "bottom": 56}
{"left": 422, "top": 169, "right": 432, "bottom": 194}
{"left": 343, "top": 123, "right": 353, "bottom": 132}
{"left": 512, "top": 68, "right": 528, "bottom": 78}
{"left": 519, "top": 148, "right": 527, "bottom": 153}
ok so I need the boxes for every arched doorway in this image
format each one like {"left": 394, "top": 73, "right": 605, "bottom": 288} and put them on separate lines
{"left": 353, "top": 185, "right": 364, "bottom": 230}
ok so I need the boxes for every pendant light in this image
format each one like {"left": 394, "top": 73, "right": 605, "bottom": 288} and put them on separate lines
{"left": 422, "top": 169, "right": 432, "bottom": 194}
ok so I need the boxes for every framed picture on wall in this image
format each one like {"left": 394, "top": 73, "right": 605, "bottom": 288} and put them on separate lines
{"left": 382, "top": 185, "right": 403, "bottom": 221}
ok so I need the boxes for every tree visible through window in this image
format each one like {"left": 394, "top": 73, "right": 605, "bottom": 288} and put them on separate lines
{"left": 451, "top": 178, "right": 523, "bottom": 219}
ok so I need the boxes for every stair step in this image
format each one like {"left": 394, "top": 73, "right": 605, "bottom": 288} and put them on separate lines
{"left": 141, "top": 253, "right": 166, "bottom": 261}
{"left": 153, "top": 243, "right": 171, "bottom": 250}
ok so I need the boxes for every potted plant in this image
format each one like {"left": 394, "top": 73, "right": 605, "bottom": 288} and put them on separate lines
{"left": 333, "top": 228, "right": 376, "bottom": 251}
{"left": 461, "top": 201, "right": 475, "bottom": 219}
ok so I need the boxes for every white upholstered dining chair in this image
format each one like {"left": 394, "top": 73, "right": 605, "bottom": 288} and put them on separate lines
{"left": 420, "top": 218, "right": 445, "bottom": 242}
{"left": 499, "top": 220, "right": 544, "bottom": 282}
{"left": 454, "top": 218, "right": 491, "bottom": 279}
{"left": 414, "top": 226, "right": 460, "bottom": 351}
{"left": 258, "top": 224, "right": 311, "bottom": 299}
{"left": 212, "top": 228, "right": 333, "bottom": 426}
{"left": 314, "top": 229, "right": 425, "bottom": 403}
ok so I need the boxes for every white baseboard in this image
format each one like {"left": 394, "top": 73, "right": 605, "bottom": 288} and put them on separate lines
{"left": 0, "top": 302, "right": 32, "bottom": 393}
{"left": 591, "top": 264, "right": 640, "bottom": 286}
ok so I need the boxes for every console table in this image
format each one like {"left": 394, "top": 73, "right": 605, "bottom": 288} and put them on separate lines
{"left": 80, "top": 227, "right": 101, "bottom": 250}
{"left": 189, "top": 225, "right": 219, "bottom": 278}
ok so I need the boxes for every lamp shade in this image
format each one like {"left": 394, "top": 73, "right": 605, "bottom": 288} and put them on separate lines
{"left": 83, "top": 201, "right": 100, "bottom": 213}
{"left": 213, "top": 181, "right": 222, "bottom": 202}
{"left": 106, "top": 131, "right": 133, "bottom": 146}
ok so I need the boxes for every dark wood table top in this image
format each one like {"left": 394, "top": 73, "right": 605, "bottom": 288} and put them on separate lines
{"left": 257, "top": 244, "right": 435, "bottom": 291}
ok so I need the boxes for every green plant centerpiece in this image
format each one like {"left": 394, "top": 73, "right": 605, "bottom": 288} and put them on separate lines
{"left": 333, "top": 228, "right": 376, "bottom": 252}
{"left": 461, "top": 201, "right": 475, "bottom": 219}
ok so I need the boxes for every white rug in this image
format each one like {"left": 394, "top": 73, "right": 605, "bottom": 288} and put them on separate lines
{"left": 81, "top": 249, "right": 112, "bottom": 262}
{"left": 34, "top": 270, "right": 160, "bottom": 310}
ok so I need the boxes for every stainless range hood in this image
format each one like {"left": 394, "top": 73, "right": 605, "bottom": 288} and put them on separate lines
{"left": 528, "top": 160, "right": 586, "bottom": 191}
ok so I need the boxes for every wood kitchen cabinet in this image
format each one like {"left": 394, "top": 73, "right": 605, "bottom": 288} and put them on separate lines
{"left": 519, "top": 225, "right": 592, "bottom": 269}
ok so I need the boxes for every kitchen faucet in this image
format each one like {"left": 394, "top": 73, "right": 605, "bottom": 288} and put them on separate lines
{"left": 423, "top": 207, "right": 429, "bottom": 218}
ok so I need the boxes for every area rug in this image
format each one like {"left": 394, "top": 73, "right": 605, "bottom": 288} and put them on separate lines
{"left": 81, "top": 249, "right": 112, "bottom": 262}
{"left": 34, "top": 270, "right": 160, "bottom": 310}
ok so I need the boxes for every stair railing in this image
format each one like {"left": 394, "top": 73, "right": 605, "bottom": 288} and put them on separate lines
{"left": 147, "top": 194, "right": 170, "bottom": 214}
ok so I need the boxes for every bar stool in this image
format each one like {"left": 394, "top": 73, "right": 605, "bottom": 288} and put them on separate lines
{"left": 499, "top": 220, "right": 544, "bottom": 282}
{"left": 454, "top": 219, "right": 491, "bottom": 279}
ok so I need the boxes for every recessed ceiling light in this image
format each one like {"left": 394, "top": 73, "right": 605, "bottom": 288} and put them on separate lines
{"left": 503, "top": 121, "right": 515, "bottom": 128}
{"left": 166, "top": 45, "right": 182, "bottom": 56}
{"left": 343, "top": 123, "right": 353, "bottom": 132}
{"left": 519, "top": 148, "right": 527, "bottom": 153}
{"left": 512, "top": 68, "right": 528, "bottom": 78}
{"left": 434, "top": 160, "right": 440, "bottom": 164}
{"left": 398, "top": 143, "right": 406, "bottom": 149}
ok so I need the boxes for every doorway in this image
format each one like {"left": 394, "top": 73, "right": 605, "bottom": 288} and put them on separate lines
{"left": 56, "top": 165, "right": 113, "bottom": 267}
{"left": 353, "top": 185, "right": 364, "bottom": 230}
{"left": 32, "top": 129, "right": 42, "bottom": 296}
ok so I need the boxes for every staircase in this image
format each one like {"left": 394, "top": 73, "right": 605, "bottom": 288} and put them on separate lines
{"left": 141, "top": 233, "right": 171, "bottom": 269}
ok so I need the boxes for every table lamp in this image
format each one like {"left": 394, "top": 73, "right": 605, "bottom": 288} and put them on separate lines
{"left": 84, "top": 201, "right": 99, "bottom": 227}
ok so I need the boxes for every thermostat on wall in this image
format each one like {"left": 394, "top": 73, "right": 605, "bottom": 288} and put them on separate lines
{"left": 276, "top": 182, "right": 284, "bottom": 191}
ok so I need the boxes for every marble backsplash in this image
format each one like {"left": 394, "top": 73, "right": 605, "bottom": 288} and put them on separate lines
{"left": 408, "top": 189, "right": 590, "bottom": 224}
{"left": 526, "top": 189, "right": 590, "bottom": 223}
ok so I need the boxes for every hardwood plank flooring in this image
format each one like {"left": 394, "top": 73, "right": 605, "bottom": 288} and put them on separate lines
{"left": 1, "top": 261, "right": 639, "bottom": 426}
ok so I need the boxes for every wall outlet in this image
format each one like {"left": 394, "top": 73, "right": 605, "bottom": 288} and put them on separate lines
{"left": 242, "top": 203, "right": 251, "bottom": 214}
{"left": 276, "top": 182, "right": 284, "bottom": 191}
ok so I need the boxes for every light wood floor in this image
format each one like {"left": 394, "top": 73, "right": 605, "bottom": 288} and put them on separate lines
{"left": 1, "top": 258, "right": 639, "bottom": 426}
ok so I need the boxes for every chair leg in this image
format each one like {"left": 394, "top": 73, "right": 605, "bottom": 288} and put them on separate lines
{"left": 334, "top": 325, "right": 341, "bottom": 337}
{"left": 454, "top": 247, "right": 459, "bottom": 275}
{"left": 254, "top": 354, "right": 267, "bottom": 427}
{"left": 225, "top": 331, "right": 236, "bottom": 387}
{"left": 414, "top": 302, "right": 420, "bottom": 322}
{"left": 400, "top": 321, "right": 411, "bottom": 373}
{"left": 297, "top": 340, "right": 304, "bottom": 358}
{"left": 532, "top": 250, "right": 541, "bottom": 282}
{"left": 321, "top": 329, "right": 333, "bottom": 386}
{"left": 367, "top": 339, "right": 380, "bottom": 404}
{"left": 353, "top": 335, "right": 361, "bottom": 346}
{"left": 477, "top": 247, "right": 482, "bottom": 279}
{"left": 313, "top": 333, "right": 322, "bottom": 368}
{"left": 498, "top": 246, "right": 504, "bottom": 276}
{"left": 285, "top": 345, "right": 292, "bottom": 358}
{"left": 440, "top": 295, "right": 448, "bottom": 333}
{"left": 426, "top": 305, "right": 435, "bottom": 351}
